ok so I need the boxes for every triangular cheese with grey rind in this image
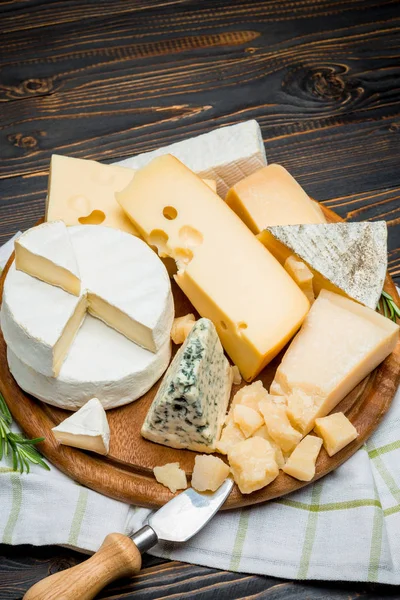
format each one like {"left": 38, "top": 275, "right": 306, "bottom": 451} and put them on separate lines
{"left": 141, "top": 318, "right": 233, "bottom": 453}
{"left": 15, "top": 220, "right": 81, "bottom": 296}
{"left": 52, "top": 397, "right": 110, "bottom": 455}
{"left": 260, "top": 222, "right": 387, "bottom": 309}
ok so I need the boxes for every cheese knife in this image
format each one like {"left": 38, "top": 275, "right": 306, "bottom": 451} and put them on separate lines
{"left": 24, "top": 477, "right": 234, "bottom": 600}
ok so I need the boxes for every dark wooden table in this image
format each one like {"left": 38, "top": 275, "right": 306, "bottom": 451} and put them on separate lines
{"left": 1, "top": 0, "right": 400, "bottom": 598}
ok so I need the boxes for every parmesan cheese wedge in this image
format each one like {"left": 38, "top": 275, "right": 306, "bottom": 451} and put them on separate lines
{"left": 272, "top": 290, "right": 399, "bottom": 434}
{"left": 314, "top": 413, "right": 358, "bottom": 457}
{"left": 282, "top": 435, "right": 323, "bottom": 481}
{"left": 52, "top": 398, "right": 110, "bottom": 455}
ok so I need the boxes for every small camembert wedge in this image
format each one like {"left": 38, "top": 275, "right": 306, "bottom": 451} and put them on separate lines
{"left": 225, "top": 164, "right": 326, "bottom": 234}
{"left": 52, "top": 398, "right": 110, "bottom": 455}
{"left": 15, "top": 221, "right": 81, "bottom": 296}
{"left": 271, "top": 290, "right": 399, "bottom": 434}
{"left": 142, "top": 318, "right": 233, "bottom": 452}
{"left": 117, "top": 154, "right": 310, "bottom": 381}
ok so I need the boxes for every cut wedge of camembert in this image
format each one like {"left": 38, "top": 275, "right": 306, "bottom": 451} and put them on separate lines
{"left": 52, "top": 398, "right": 110, "bottom": 455}
{"left": 141, "top": 318, "right": 233, "bottom": 452}
{"left": 258, "top": 222, "right": 388, "bottom": 309}
{"left": 15, "top": 221, "right": 81, "bottom": 296}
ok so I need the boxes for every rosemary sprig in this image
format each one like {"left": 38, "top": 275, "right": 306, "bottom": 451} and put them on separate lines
{"left": 0, "top": 393, "right": 49, "bottom": 474}
{"left": 378, "top": 291, "right": 400, "bottom": 323}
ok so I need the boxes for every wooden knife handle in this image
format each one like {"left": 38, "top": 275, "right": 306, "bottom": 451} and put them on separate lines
{"left": 23, "top": 533, "right": 141, "bottom": 600}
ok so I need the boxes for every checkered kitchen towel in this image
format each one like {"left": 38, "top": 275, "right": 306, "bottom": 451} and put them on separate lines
{"left": 1, "top": 234, "right": 400, "bottom": 583}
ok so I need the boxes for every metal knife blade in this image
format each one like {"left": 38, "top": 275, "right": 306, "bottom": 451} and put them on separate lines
{"left": 131, "top": 478, "right": 233, "bottom": 552}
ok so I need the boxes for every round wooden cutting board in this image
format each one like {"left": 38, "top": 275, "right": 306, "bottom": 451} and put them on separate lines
{"left": 1, "top": 205, "right": 399, "bottom": 510}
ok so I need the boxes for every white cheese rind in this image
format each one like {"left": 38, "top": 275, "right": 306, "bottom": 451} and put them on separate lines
{"left": 7, "top": 316, "right": 171, "bottom": 410}
{"left": 1, "top": 264, "right": 85, "bottom": 377}
{"left": 15, "top": 221, "right": 81, "bottom": 295}
{"left": 116, "top": 120, "right": 267, "bottom": 198}
{"left": 52, "top": 397, "right": 110, "bottom": 454}
{"left": 141, "top": 318, "right": 233, "bottom": 452}
{"left": 2, "top": 225, "right": 174, "bottom": 378}
{"left": 68, "top": 225, "right": 174, "bottom": 353}
{"left": 263, "top": 222, "right": 388, "bottom": 309}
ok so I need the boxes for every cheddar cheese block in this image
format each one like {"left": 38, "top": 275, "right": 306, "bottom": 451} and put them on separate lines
{"left": 271, "top": 290, "right": 399, "bottom": 434}
{"left": 225, "top": 164, "right": 326, "bottom": 234}
{"left": 117, "top": 155, "right": 310, "bottom": 381}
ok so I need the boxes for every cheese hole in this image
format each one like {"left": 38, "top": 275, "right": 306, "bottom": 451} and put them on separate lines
{"left": 148, "top": 230, "right": 169, "bottom": 256}
{"left": 163, "top": 206, "right": 178, "bottom": 220}
{"left": 220, "top": 321, "right": 228, "bottom": 330}
{"left": 174, "top": 248, "right": 193, "bottom": 266}
{"left": 78, "top": 210, "right": 106, "bottom": 225}
{"left": 178, "top": 226, "right": 203, "bottom": 247}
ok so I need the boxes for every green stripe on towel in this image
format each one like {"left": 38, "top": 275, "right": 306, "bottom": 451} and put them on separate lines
{"left": 297, "top": 480, "right": 323, "bottom": 579}
{"left": 68, "top": 488, "right": 89, "bottom": 546}
{"left": 2, "top": 473, "right": 23, "bottom": 544}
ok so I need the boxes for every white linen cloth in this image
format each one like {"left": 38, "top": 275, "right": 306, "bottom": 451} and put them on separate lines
{"left": 1, "top": 235, "right": 399, "bottom": 583}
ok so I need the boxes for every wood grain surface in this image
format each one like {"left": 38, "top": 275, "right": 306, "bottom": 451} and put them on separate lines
{"left": 1, "top": 205, "right": 399, "bottom": 512}
{"left": 1, "top": 0, "right": 400, "bottom": 598}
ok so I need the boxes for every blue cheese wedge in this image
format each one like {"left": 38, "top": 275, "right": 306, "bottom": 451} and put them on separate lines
{"left": 258, "top": 222, "right": 387, "bottom": 309}
{"left": 141, "top": 318, "right": 233, "bottom": 452}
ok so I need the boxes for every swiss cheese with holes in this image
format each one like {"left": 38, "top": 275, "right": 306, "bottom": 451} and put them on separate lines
{"left": 117, "top": 155, "right": 310, "bottom": 381}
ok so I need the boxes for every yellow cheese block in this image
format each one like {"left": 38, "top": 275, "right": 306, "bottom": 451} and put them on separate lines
{"left": 225, "top": 164, "right": 326, "bottom": 234}
{"left": 284, "top": 255, "right": 315, "bottom": 304}
{"left": 272, "top": 290, "right": 399, "bottom": 434}
{"left": 227, "top": 437, "right": 279, "bottom": 494}
{"left": 117, "top": 155, "right": 310, "bottom": 381}
{"left": 282, "top": 435, "right": 323, "bottom": 481}
{"left": 314, "top": 413, "right": 358, "bottom": 457}
{"left": 46, "top": 155, "right": 217, "bottom": 237}
{"left": 258, "top": 397, "right": 302, "bottom": 452}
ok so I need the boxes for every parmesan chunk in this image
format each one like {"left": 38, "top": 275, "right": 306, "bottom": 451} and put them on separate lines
{"left": 226, "top": 380, "right": 268, "bottom": 423}
{"left": 282, "top": 435, "right": 323, "bottom": 481}
{"left": 233, "top": 404, "right": 264, "bottom": 438}
{"left": 314, "top": 413, "right": 358, "bottom": 457}
{"left": 228, "top": 437, "right": 279, "bottom": 494}
{"left": 170, "top": 313, "right": 196, "bottom": 344}
{"left": 231, "top": 365, "right": 242, "bottom": 385}
{"left": 191, "top": 455, "right": 230, "bottom": 492}
{"left": 284, "top": 255, "right": 314, "bottom": 304}
{"left": 252, "top": 425, "right": 286, "bottom": 468}
{"left": 153, "top": 463, "right": 188, "bottom": 493}
{"left": 216, "top": 421, "right": 245, "bottom": 455}
{"left": 258, "top": 398, "right": 302, "bottom": 453}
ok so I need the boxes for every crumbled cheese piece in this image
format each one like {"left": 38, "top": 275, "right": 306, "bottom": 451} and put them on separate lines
{"left": 258, "top": 397, "right": 302, "bottom": 453}
{"left": 231, "top": 365, "right": 242, "bottom": 385}
{"left": 284, "top": 255, "right": 314, "bottom": 304}
{"left": 153, "top": 463, "right": 188, "bottom": 493}
{"left": 228, "top": 437, "right": 279, "bottom": 494}
{"left": 170, "top": 313, "right": 196, "bottom": 344}
{"left": 282, "top": 435, "right": 323, "bottom": 481}
{"left": 233, "top": 404, "right": 264, "bottom": 438}
{"left": 191, "top": 455, "right": 230, "bottom": 492}
{"left": 252, "top": 425, "right": 286, "bottom": 468}
{"left": 314, "top": 412, "right": 358, "bottom": 457}
{"left": 226, "top": 380, "right": 268, "bottom": 424}
{"left": 216, "top": 421, "right": 246, "bottom": 455}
